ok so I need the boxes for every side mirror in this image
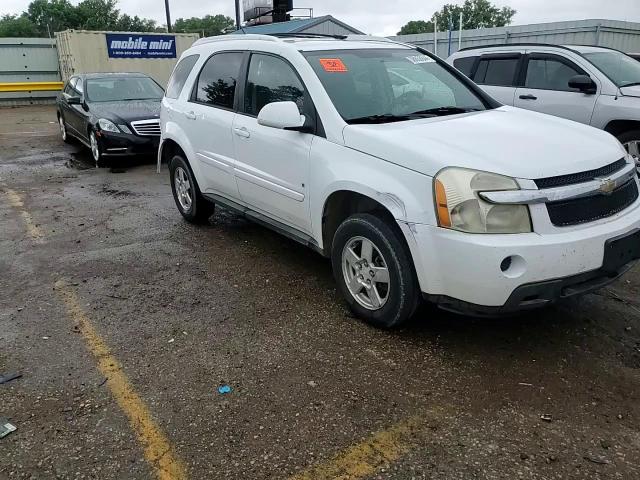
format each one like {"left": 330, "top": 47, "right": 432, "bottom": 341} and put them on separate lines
{"left": 257, "top": 101, "right": 306, "bottom": 131}
{"left": 568, "top": 75, "right": 597, "bottom": 94}
{"left": 66, "top": 95, "right": 82, "bottom": 105}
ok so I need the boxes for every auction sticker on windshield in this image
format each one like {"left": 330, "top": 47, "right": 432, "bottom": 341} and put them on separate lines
{"left": 406, "top": 55, "right": 435, "bottom": 64}
{"left": 319, "top": 58, "right": 348, "bottom": 72}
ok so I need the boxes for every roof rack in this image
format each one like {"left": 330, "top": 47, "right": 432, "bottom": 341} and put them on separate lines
{"left": 193, "top": 33, "right": 279, "bottom": 46}
{"left": 267, "top": 33, "right": 348, "bottom": 40}
{"left": 458, "top": 42, "right": 576, "bottom": 53}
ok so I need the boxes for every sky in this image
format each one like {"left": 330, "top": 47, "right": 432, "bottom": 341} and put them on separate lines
{"left": 2, "top": 0, "right": 639, "bottom": 36}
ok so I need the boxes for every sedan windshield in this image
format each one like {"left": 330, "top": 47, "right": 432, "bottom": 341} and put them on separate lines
{"left": 304, "top": 48, "right": 487, "bottom": 124}
{"left": 583, "top": 51, "right": 640, "bottom": 88}
{"left": 86, "top": 77, "right": 164, "bottom": 102}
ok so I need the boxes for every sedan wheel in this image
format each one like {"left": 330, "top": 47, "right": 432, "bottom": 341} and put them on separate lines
{"left": 59, "top": 117, "right": 67, "bottom": 142}
{"left": 89, "top": 131, "right": 102, "bottom": 167}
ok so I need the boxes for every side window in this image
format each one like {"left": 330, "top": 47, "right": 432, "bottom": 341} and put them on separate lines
{"left": 74, "top": 78, "right": 84, "bottom": 95}
{"left": 474, "top": 57, "right": 519, "bottom": 86}
{"left": 453, "top": 56, "right": 477, "bottom": 77}
{"left": 194, "top": 52, "right": 244, "bottom": 109}
{"left": 64, "top": 78, "right": 76, "bottom": 95}
{"left": 244, "top": 54, "right": 308, "bottom": 116}
{"left": 525, "top": 57, "right": 583, "bottom": 92}
{"left": 166, "top": 54, "right": 200, "bottom": 99}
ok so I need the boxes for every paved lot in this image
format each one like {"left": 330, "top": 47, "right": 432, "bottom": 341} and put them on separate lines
{"left": 1, "top": 105, "right": 639, "bottom": 480}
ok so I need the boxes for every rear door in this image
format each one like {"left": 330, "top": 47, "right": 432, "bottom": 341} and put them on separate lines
{"left": 186, "top": 51, "right": 245, "bottom": 199}
{"left": 514, "top": 52, "right": 597, "bottom": 125}
{"left": 470, "top": 53, "right": 523, "bottom": 106}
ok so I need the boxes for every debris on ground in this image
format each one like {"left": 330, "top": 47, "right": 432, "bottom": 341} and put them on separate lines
{"left": 0, "top": 373, "right": 22, "bottom": 385}
{"left": 540, "top": 414, "right": 553, "bottom": 422}
{"left": 218, "top": 385, "right": 232, "bottom": 394}
{"left": 584, "top": 455, "right": 610, "bottom": 465}
{"left": 0, "top": 419, "right": 16, "bottom": 439}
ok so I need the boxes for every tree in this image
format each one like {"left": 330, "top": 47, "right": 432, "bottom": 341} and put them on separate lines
{"left": 114, "top": 14, "right": 157, "bottom": 32}
{"left": 0, "top": 15, "right": 40, "bottom": 37}
{"left": 174, "top": 15, "right": 235, "bottom": 37}
{"left": 397, "top": 20, "right": 434, "bottom": 35}
{"left": 26, "top": 0, "right": 78, "bottom": 36}
{"left": 398, "top": 0, "right": 516, "bottom": 34}
{"left": 76, "top": 0, "right": 120, "bottom": 30}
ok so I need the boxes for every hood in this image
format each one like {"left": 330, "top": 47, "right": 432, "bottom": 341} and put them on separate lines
{"left": 342, "top": 106, "right": 626, "bottom": 179}
{"left": 89, "top": 99, "right": 161, "bottom": 124}
{"left": 620, "top": 85, "right": 640, "bottom": 98}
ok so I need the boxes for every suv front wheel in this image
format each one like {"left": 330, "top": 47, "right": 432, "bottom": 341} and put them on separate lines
{"left": 331, "top": 213, "right": 419, "bottom": 328}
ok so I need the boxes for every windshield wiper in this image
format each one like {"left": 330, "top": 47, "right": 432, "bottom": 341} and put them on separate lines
{"left": 409, "top": 106, "right": 479, "bottom": 116}
{"left": 347, "top": 114, "right": 414, "bottom": 124}
{"left": 620, "top": 82, "right": 640, "bottom": 88}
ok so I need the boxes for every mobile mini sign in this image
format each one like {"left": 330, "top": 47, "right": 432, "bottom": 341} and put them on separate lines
{"left": 106, "top": 34, "right": 177, "bottom": 59}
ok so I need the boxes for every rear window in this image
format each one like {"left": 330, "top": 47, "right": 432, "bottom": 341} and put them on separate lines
{"left": 166, "top": 54, "right": 200, "bottom": 99}
{"left": 474, "top": 57, "right": 519, "bottom": 87}
{"left": 453, "top": 56, "right": 476, "bottom": 77}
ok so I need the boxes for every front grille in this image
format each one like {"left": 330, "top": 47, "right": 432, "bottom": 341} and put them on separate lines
{"left": 535, "top": 158, "right": 627, "bottom": 189}
{"left": 130, "top": 119, "right": 161, "bottom": 136}
{"left": 547, "top": 178, "right": 639, "bottom": 227}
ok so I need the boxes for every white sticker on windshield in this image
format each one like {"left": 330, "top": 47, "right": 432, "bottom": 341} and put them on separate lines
{"left": 406, "top": 55, "right": 435, "bottom": 64}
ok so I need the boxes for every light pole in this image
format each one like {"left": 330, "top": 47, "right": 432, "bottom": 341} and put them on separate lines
{"left": 235, "top": 0, "right": 241, "bottom": 30}
{"left": 164, "top": 0, "right": 172, "bottom": 32}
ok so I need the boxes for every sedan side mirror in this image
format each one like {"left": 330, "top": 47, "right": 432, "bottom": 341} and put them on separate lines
{"left": 257, "top": 101, "right": 306, "bottom": 131}
{"left": 568, "top": 75, "right": 597, "bottom": 94}
{"left": 67, "top": 95, "right": 82, "bottom": 105}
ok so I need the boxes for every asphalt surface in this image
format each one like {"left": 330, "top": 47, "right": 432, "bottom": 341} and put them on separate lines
{"left": 1, "top": 105, "right": 639, "bottom": 480}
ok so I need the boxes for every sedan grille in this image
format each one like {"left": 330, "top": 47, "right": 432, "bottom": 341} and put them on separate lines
{"left": 130, "top": 119, "right": 161, "bottom": 136}
{"left": 546, "top": 178, "right": 639, "bottom": 227}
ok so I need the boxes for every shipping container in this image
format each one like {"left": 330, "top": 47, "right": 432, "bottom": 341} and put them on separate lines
{"left": 55, "top": 30, "right": 200, "bottom": 87}
{"left": 391, "top": 19, "right": 640, "bottom": 58}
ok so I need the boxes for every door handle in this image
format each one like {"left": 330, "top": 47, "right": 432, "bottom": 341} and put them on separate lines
{"left": 184, "top": 111, "right": 197, "bottom": 120}
{"left": 519, "top": 94, "right": 538, "bottom": 100}
{"left": 233, "top": 127, "right": 251, "bottom": 138}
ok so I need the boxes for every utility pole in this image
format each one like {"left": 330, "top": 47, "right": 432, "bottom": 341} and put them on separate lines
{"left": 235, "top": 0, "right": 242, "bottom": 30}
{"left": 164, "top": 0, "right": 172, "bottom": 32}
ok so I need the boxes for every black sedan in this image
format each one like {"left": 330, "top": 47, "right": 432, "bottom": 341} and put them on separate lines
{"left": 56, "top": 72, "right": 164, "bottom": 167}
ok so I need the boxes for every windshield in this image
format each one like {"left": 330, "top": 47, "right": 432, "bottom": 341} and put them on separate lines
{"left": 583, "top": 51, "right": 640, "bottom": 87}
{"left": 86, "top": 77, "right": 164, "bottom": 102}
{"left": 304, "top": 48, "right": 487, "bottom": 124}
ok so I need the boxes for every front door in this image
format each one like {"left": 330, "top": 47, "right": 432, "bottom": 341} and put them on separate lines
{"left": 514, "top": 53, "right": 598, "bottom": 125}
{"left": 232, "top": 53, "right": 314, "bottom": 233}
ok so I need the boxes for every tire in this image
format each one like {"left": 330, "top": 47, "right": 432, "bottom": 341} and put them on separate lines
{"left": 169, "top": 154, "right": 214, "bottom": 224}
{"left": 58, "top": 114, "right": 71, "bottom": 144}
{"left": 331, "top": 213, "right": 420, "bottom": 329}
{"left": 89, "top": 129, "right": 106, "bottom": 167}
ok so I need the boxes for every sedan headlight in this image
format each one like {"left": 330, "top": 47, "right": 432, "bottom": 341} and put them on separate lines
{"left": 434, "top": 168, "right": 532, "bottom": 234}
{"left": 98, "top": 118, "right": 120, "bottom": 133}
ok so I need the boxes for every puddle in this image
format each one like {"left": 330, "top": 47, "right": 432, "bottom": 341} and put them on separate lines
{"left": 66, "top": 151, "right": 94, "bottom": 170}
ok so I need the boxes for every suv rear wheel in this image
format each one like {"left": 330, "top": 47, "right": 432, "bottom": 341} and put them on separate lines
{"left": 331, "top": 213, "right": 419, "bottom": 329}
{"left": 169, "top": 155, "right": 214, "bottom": 224}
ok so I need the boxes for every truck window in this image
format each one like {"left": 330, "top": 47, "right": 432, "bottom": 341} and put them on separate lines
{"left": 453, "top": 56, "right": 477, "bottom": 77}
{"left": 475, "top": 57, "right": 519, "bottom": 87}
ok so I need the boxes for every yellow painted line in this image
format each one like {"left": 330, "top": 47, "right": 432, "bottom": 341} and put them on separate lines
{"left": 55, "top": 280, "right": 188, "bottom": 480}
{"left": 0, "top": 81, "right": 64, "bottom": 93}
{"left": 289, "top": 414, "right": 429, "bottom": 480}
{"left": 4, "top": 188, "right": 44, "bottom": 241}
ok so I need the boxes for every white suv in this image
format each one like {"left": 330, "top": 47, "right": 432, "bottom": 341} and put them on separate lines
{"left": 447, "top": 44, "right": 640, "bottom": 160}
{"left": 159, "top": 34, "right": 640, "bottom": 328}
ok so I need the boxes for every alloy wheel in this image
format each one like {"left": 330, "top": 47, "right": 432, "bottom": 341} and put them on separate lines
{"left": 341, "top": 236, "right": 391, "bottom": 310}
{"left": 174, "top": 166, "right": 193, "bottom": 212}
{"left": 90, "top": 131, "right": 100, "bottom": 165}
{"left": 59, "top": 117, "right": 67, "bottom": 141}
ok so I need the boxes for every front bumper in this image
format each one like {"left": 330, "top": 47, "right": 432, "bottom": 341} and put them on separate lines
{"left": 98, "top": 131, "right": 159, "bottom": 156}
{"left": 403, "top": 199, "right": 640, "bottom": 313}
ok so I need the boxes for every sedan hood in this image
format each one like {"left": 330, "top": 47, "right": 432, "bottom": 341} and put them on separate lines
{"left": 343, "top": 106, "right": 626, "bottom": 179}
{"left": 89, "top": 99, "right": 161, "bottom": 124}
{"left": 620, "top": 85, "right": 640, "bottom": 98}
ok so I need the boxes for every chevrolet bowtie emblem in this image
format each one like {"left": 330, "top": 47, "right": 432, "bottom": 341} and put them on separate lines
{"left": 598, "top": 178, "right": 617, "bottom": 195}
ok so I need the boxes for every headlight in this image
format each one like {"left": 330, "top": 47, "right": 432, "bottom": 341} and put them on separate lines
{"left": 98, "top": 118, "right": 120, "bottom": 133}
{"left": 434, "top": 168, "right": 532, "bottom": 234}
{"left": 118, "top": 124, "right": 132, "bottom": 134}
